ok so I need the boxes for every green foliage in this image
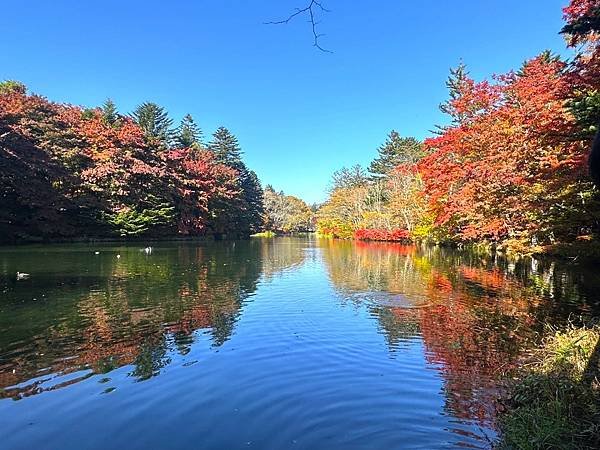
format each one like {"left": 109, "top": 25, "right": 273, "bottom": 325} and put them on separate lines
{"left": 107, "top": 204, "right": 175, "bottom": 236}
{"left": 252, "top": 230, "right": 276, "bottom": 237}
{"left": 240, "top": 169, "right": 265, "bottom": 234}
{"left": 439, "top": 62, "right": 469, "bottom": 124}
{"left": 0, "top": 80, "right": 26, "bottom": 95}
{"left": 173, "top": 113, "right": 202, "bottom": 148}
{"left": 0, "top": 86, "right": 264, "bottom": 242}
{"left": 498, "top": 325, "right": 600, "bottom": 450}
{"left": 81, "top": 108, "right": 95, "bottom": 120}
{"left": 101, "top": 98, "right": 119, "bottom": 126}
{"left": 535, "top": 325, "right": 600, "bottom": 380}
{"left": 316, "top": 217, "right": 355, "bottom": 239}
{"left": 131, "top": 102, "right": 173, "bottom": 144}
{"left": 561, "top": 6, "right": 600, "bottom": 38}
{"left": 206, "top": 127, "right": 264, "bottom": 235}
{"left": 208, "top": 126, "right": 244, "bottom": 171}
{"left": 368, "top": 131, "right": 423, "bottom": 178}
{"left": 568, "top": 89, "right": 600, "bottom": 136}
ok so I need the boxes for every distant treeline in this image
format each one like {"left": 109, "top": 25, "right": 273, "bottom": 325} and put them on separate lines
{"left": 262, "top": 185, "right": 315, "bottom": 234}
{"left": 317, "top": 0, "right": 600, "bottom": 253}
{"left": 0, "top": 83, "right": 263, "bottom": 243}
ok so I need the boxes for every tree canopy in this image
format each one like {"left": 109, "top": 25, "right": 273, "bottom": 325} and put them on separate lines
{"left": 0, "top": 86, "right": 264, "bottom": 242}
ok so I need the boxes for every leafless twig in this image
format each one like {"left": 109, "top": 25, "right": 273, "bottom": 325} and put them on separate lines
{"left": 265, "top": 1, "right": 332, "bottom": 53}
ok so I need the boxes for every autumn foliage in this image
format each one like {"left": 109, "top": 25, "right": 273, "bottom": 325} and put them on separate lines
{"left": 420, "top": 55, "right": 597, "bottom": 246}
{"left": 318, "top": 0, "right": 600, "bottom": 251}
{"left": 354, "top": 228, "right": 409, "bottom": 242}
{"left": 0, "top": 86, "right": 261, "bottom": 242}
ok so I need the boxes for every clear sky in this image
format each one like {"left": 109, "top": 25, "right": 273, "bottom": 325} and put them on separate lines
{"left": 2, "top": 0, "right": 571, "bottom": 204}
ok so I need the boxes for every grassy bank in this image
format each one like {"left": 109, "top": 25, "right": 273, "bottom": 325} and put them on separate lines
{"left": 496, "top": 324, "right": 600, "bottom": 449}
{"left": 251, "top": 231, "right": 276, "bottom": 238}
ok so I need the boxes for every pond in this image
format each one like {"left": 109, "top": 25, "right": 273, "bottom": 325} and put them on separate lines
{"left": 1, "top": 236, "right": 599, "bottom": 449}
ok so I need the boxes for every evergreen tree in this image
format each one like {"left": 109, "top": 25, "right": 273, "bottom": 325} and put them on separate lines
{"left": 368, "top": 131, "right": 423, "bottom": 178}
{"left": 207, "top": 126, "right": 243, "bottom": 170}
{"left": 173, "top": 114, "right": 203, "bottom": 148}
{"left": 101, "top": 98, "right": 119, "bottom": 126}
{"left": 240, "top": 169, "right": 265, "bottom": 234}
{"left": 439, "top": 62, "right": 469, "bottom": 124}
{"left": 131, "top": 102, "right": 173, "bottom": 144}
{"left": 206, "top": 127, "right": 264, "bottom": 236}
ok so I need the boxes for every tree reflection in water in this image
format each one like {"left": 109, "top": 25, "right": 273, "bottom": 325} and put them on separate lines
{"left": 319, "top": 239, "right": 600, "bottom": 428}
{"left": 0, "top": 238, "right": 308, "bottom": 399}
{"left": 1, "top": 236, "right": 598, "bottom": 437}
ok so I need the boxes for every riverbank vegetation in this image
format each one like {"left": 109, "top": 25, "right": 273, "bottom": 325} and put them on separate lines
{"left": 497, "top": 323, "right": 600, "bottom": 449}
{"left": 317, "top": 0, "right": 600, "bottom": 255}
{"left": 0, "top": 84, "right": 264, "bottom": 243}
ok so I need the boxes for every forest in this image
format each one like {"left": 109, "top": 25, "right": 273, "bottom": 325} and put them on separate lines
{"left": 1, "top": 0, "right": 600, "bottom": 255}
{"left": 0, "top": 85, "right": 265, "bottom": 243}
{"left": 317, "top": 0, "right": 600, "bottom": 254}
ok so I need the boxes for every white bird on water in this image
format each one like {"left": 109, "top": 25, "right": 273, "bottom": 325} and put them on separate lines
{"left": 16, "top": 272, "right": 30, "bottom": 281}
{"left": 144, "top": 246, "right": 152, "bottom": 254}
{"left": 94, "top": 251, "right": 100, "bottom": 255}
{"left": 116, "top": 254, "right": 121, "bottom": 259}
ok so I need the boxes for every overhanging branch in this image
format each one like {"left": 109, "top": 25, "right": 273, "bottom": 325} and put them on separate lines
{"left": 265, "top": 0, "right": 332, "bottom": 53}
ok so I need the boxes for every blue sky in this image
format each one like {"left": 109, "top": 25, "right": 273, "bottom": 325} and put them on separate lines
{"left": 2, "top": 0, "right": 571, "bottom": 203}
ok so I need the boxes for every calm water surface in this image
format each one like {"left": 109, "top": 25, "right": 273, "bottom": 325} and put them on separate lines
{"left": 1, "top": 236, "right": 599, "bottom": 449}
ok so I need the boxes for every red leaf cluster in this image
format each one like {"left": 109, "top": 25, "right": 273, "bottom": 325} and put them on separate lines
{"left": 354, "top": 228, "right": 410, "bottom": 242}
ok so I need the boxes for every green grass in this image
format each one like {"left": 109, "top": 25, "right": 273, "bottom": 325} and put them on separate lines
{"left": 251, "top": 230, "right": 276, "bottom": 237}
{"left": 497, "top": 324, "right": 600, "bottom": 449}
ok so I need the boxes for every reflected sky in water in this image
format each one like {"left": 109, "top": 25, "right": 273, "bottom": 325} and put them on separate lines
{"left": 1, "top": 237, "right": 599, "bottom": 449}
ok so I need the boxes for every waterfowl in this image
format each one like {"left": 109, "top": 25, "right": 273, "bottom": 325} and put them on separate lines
{"left": 94, "top": 251, "right": 100, "bottom": 255}
{"left": 116, "top": 254, "right": 121, "bottom": 259}
{"left": 144, "top": 246, "right": 152, "bottom": 254}
{"left": 16, "top": 272, "right": 30, "bottom": 280}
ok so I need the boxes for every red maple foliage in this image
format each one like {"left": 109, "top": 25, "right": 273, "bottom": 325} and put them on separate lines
{"left": 354, "top": 228, "right": 410, "bottom": 242}
{"left": 418, "top": 55, "right": 596, "bottom": 246}
{"left": 0, "top": 87, "right": 249, "bottom": 241}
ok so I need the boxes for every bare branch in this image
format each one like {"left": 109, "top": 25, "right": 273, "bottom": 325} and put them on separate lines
{"left": 265, "top": 1, "right": 332, "bottom": 53}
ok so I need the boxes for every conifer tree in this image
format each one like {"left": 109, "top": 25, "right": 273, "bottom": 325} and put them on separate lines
{"left": 173, "top": 114, "right": 203, "bottom": 148}
{"left": 207, "top": 126, "right": 244, "bottom": 170}
{"left": 240, "top": 169, "right": 265, "bottom": 234}
{"left": 101, "top": 99, "right": 119, "bottom": 126}
{"left": 131, "top": 102, "right": 173, "bottom": 144}
{"left": 439, "top": 62, "right": 469, "bottom": 124}
{"left": 207, "top": 127, "right": 264, "bottom": 235}
{"left": 368, "top": 131, "right": 423, "bottom": 178}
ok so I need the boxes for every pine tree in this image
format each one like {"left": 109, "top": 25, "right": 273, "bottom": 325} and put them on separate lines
{"left": 240, "top": 169, "right": 265, "bottom": 234}
{"left": 439, "top": 62, "right": 469, "bottom": 124}
{"left": 206, "top": 127, "right": 265, "bottom": 235}
{"left": 368, "top": 131, "right": 423, "bottom": 178}
{"left": 173, "top": 114, "right": 203, "bottom": 148}
{"left": 131, "top": 102, "right": 173, "bottom": 144}
{"left": 207, "top": 126, "right": 244, "bottom": 170}
{"left": 101, "top": 98, "right": 119, "bottom": 126}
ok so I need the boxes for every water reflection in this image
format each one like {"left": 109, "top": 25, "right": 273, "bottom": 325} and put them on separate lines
{"left": 1, "top": 237, "right": 599, "bottom": 449}
{"left": 0, "top": 239, "right": 307, "bottom": 398}
{"left": 319, "top": 239, "right": 600, "bottom": 426}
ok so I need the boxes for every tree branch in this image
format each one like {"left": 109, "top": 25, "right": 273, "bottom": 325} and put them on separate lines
{"left": 265, "top": 0, "right": 332, "bottom": 53}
